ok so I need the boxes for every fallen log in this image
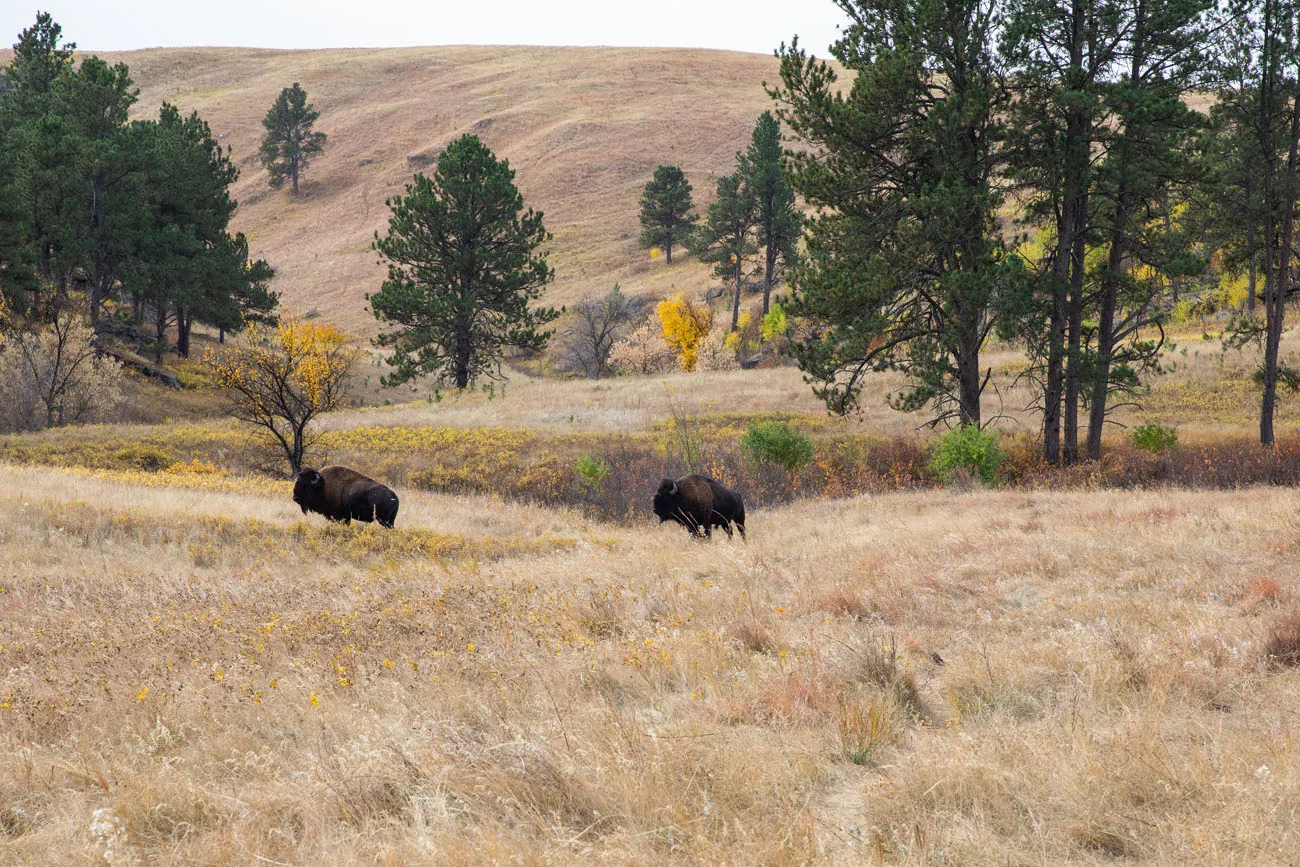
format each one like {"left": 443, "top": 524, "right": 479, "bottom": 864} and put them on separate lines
{"left": 94, "top": 341, "right": 181, "bottom": 389}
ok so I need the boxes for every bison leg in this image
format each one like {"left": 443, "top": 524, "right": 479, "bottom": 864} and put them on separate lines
{"left": 736, "top": 522, "right": 746, "bottom": 542}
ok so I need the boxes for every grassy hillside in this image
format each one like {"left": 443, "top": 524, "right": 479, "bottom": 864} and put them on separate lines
{"left": 53, "top": 46, "right": 792, "bottom": 335}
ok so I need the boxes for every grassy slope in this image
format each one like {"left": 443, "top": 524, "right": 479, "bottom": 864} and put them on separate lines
{"left": 1, "top": 464, "right": 1298, "bottom": 863}
{"left": 53, "top": 45, "right": 790, "bottom": 335}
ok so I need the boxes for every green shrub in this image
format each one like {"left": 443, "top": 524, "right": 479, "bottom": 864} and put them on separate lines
{"left": 1170, "top": 298, "right": 1196, "bottom": 325}
{"left": 574, "top": 454, "right": 611, "bottom": 492}
{"left": 1132, "top": 423, "right": 1178, "bottom": 454}
{"left": 740, "top": 421, "right": 815, "bottom": 473}
{"left": 930, "top": 423, "right": 1004, "bottom": 486}
{"left": 761, "top": 302, "right": 789, "bottom": 342}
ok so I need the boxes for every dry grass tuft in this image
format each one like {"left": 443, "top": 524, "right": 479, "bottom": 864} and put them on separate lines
{"left": 1263, "top": 608, "right": 1300, "bottom": 667}
{"left": 1246, "top": 574, "right": 1287, "bottom": 607}
{"left": 731, "top": 616, "right": 782, "bottom": 655}
{"left": 1069, "top": 824, "right": 1137, "bottom": 858}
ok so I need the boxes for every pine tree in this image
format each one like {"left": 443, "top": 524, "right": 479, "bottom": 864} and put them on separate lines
{"left": 5, "top": 12, "right": 75, "bottom": 119}
{"left": 370, "top": 134, "right": 559, "bottom": 390}
{"left": 772, "top": 0, "right": 1018, "bottom": 425}
{"left": 45, "top": 56, "right": 140, "bottom": 323}
{"left": 638, "top": 165, "right": 697, "bottom": 264}
{"left": 738, "top": 112, "right": 801, "bottom": 314}
{"left": 131, "top": 104, "right": 277, "bottom": 360}
{"left": 694, "top": 172, "right": 757, "bottom": 332}
{"left": 1082, "top": 0, "right": 1210, "bottom": 459}
{"left": 1001, "top": 0, "right": 1125, "bottom": 462}
{"left": 258, "top": 83, "right": 327, "bottom": 196}
{"left": 1215, "top": 0, "right": 1300, "bottom": 446}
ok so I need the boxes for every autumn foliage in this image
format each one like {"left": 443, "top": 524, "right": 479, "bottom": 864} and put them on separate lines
{"left": 212, "top": 317, "right": 358, "bottom": 475}
{"left": 657, "top": 292, "right": 713, "bottom": 371}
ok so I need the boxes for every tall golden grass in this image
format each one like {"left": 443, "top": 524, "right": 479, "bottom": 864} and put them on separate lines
{"left": 2, "top": 465, "right": 1299, "bottom": 863}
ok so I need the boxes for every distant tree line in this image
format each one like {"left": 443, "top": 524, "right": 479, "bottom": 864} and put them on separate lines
{"left": 0, "top": 13, "right": 278, "bottom": 362}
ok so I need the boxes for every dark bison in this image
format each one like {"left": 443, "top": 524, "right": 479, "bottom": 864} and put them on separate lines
{"left": 293, "top": 466, "right": 399, "bottom": 528}
{"left": 652, "top": 474, "right": 746, "bottom": 540}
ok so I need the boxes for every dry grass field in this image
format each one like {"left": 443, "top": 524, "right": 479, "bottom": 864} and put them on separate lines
{"left": 1, "top": 464, "right": 1299, "bottom": 864}
{"left": 9, "top": 35, "right": 1300, "bottom": 866}
{"left": 0, "top": 45, "right": 800, "bottom": 334}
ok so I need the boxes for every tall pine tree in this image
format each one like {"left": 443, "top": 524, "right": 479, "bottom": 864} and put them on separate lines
{"left": 1083, "top": 0, "right": 1210, "bottom": 459}
{"left": 695, "top": 172, "right": 757, "bottom": 332}
{"left": 258, "top": 83, "right": 327, "bottom": 196}
{"left": 773, "top": 0, "right": 1018, "bottom": 425}
{"left": 638, "top": 165, "right": 697, "bottom": 264}
{"left": 739, "top": 111, "right": 801, "bottom": 315}
{"left": 1215, "top": 0, "right": 1300, "bottom": 446}
{"left": 1001, "top": 0, "right": 1124, "bottom": 462}
{"left": 370, "top": 134, "right": 559, "bottom": 390}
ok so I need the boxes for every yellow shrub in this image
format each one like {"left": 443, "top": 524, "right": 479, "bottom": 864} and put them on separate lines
{"left": 657, "top": 293, "right": 712, "bottom": 372}
{"left": 165, "top": 459, "right": 224, "bottom": 476}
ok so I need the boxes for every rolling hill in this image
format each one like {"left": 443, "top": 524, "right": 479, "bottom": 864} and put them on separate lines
{"left": 77, "top": 46, "right": 793, "bottom": 334}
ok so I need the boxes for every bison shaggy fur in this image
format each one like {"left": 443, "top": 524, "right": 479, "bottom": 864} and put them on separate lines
{"left": 652, "top": 474, "right": 746, "bottom": 540}
{"left": 293, "top": 465, "right": 399, "bottom": 528}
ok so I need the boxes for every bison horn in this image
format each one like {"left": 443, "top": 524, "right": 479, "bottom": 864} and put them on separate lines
{"left": 669, "top": 481, "right": 679, "bottom": 495}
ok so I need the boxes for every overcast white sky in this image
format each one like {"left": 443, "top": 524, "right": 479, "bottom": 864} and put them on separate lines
{"left": 1, "top": 2, "right": 846, "bottom": 56}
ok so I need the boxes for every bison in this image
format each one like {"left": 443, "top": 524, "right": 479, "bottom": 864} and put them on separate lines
{"left": 293, "top": 465, "right": 399, "bottom": 528}
{"left": 652, "top": 474, "right": 746, "bottom": 540}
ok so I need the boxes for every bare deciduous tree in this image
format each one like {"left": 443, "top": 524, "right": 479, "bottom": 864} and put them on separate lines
{"left": 609, "top": 316, "right": 674, "bottom": 376}
{"left": 0, "top": 312, "right": 124, "bottom": 431}
{"left": 556, "top": 285, "right": 642, "bottom": 378}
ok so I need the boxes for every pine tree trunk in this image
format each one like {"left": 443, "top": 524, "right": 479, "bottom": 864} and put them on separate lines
{"left": 1063, "top": 222, "right": 1086, "bottom": 464}
{"left": 665, "top": 238, "right": 673, "bottom": 265}
{"left": 455, "top": 319, "right": 472, "bottom": 390}
{"left": 764, "top": 243, "right": 777, "bottom": 315}
{"left": 177, "top": 309, "right": 192, "bottom": 358}
{"left": 731, "top": 259, "right": 743, "bottom": 332}
{"left": 1247, "top": 161, "right": 1258, "bottom": 312}
{"left": 1087, "top": 233, "right": 1125, "bottom": 460}
{"left": 958, "top": 319, "right": 982, "bottom": 428}
{"left": 154, "top": 302, "right": 168, "bottom": 366}
{"left": 1248, "top": 258, "right": 1257, "bottom": 313}
{"left": 1263, "top": 89, "right": 1300, "bottom": 446}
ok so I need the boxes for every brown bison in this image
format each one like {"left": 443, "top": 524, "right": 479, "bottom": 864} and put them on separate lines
{"left": 293, "top": 466, "right": 399, "bottom": 528}
{"left": 652, "top": 474, "right": 746, "bottom": 540}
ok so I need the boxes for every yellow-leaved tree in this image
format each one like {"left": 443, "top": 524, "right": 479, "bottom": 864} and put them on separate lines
{"left": 657, "top": 292, "right": 712, "bottom": 372}
{"left": 212, "top": 316, "right": 358, "bottom": 475}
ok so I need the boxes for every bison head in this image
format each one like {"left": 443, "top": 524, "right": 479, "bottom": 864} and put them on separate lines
{"left": 293, "top": 467, "right": 325, "bottom": 513}
{"left": 652, "top": 478, "right": 681, "bottom": 524}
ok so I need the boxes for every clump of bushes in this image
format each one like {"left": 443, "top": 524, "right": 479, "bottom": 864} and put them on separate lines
{"left": 930, "top": 423, "right": 1004, "bottom": 487}
{"left": 574, "top": 454, "right": 611, "bottom": 493}
{"left": 740, "top": 421, "right": 815, "bottom": 474}
{"left": 1132, "top": 423, "right": 1178, "bottom": 454}
{"left": 0, "top": 313, "right": 124, "bottom": 433}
